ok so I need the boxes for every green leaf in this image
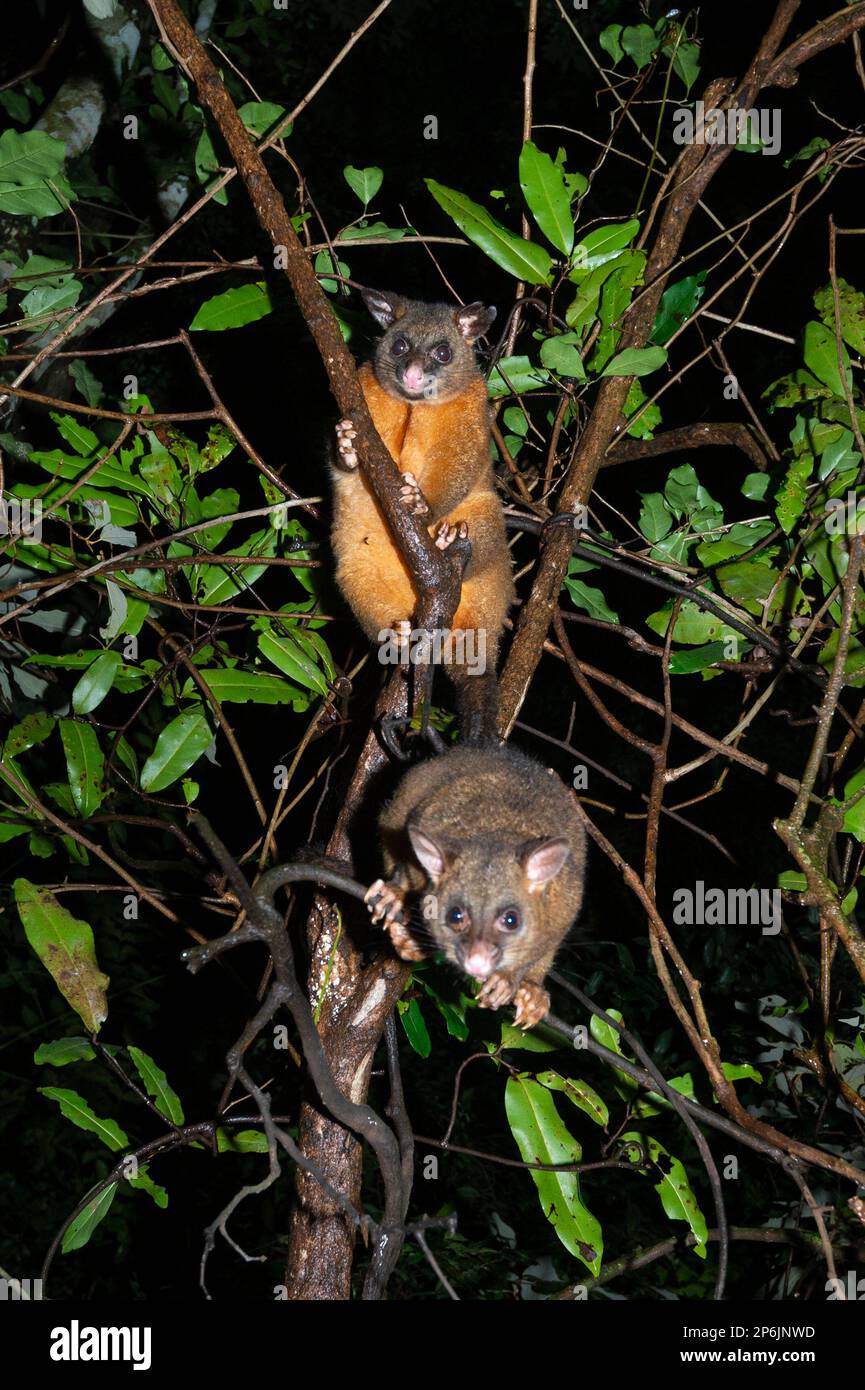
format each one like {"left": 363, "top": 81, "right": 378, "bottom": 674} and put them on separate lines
{"left": 0, "top": 129, "right": 72, "bottom": 218}
{"left": 4, "top": 710, "right": 55, "bottom": 758}
{"left": 646, "top": 600, "right": 739, "bottom": 646}
{"left": 398, "top": 997, "right": 431, "bottom": 1057}
{"left": 589, "top": 253, "right": 646, "bottom": 370}
{"left": 639, "top": 492, "right": 673, "bottom": 543}
{"left": 197, "top": 527, "right": 276, "bottom": 604}
{"left": 741, "top": 472, "right": 770, "bottom": 501}
{"left": 61, "top": 1183, "right": 118, "bottom": 1253}
{"left": 671, "top": 40, "right": 701, "bottom": 94}
{"left": 16, "top": 880, "right": 109, "bottom": 1032}
{"left": 843, "top": 765, "right": 865, "bottom": 840}
{"left": 778, "top": 870, "right": 807, "bottom": 892}
{"left": 505, "top": 1076, "right": 602, "bottom": 1274}
{"left": 59, "top": 719, "right": 105, "bottom": 816}
{"left": 601, "top": 345, "right": 667, "bottom": 378}
{"left": 39, "top": 1087, "right": 127, "bottom": 1151}
{"left": 71, "top": 651, "right": 121, "bottom": 715}
{"left": 426, "top": 179, "right": 552, "bottom": 284}
{"left": 599, "top": 24, "right": 623, "bottom": 64}
{"left": 343, "top": 165, "right": 383, "bottom": 205}
{"left": 487, "top": 355, "right": 550, "bottom": 397}
{"left": 140, "top": 708, "right": 212, "bottom": 793}
{"left": 721, "top": 1062, "right": 762, "bottom": 1084}
{"left": 563, "top": 575, "right": 619, "bottom": 624}
{"left": 257, "top": 628, "right": 329, "bottom": 696}
{"left": 536, "top": 1070, "right": 609, "bottom": 1127}
{"left": 34, "top": 1037, "right": 97, "bottom": 1066}
{"left": 621, "top": 1131, "right": 708, "bottom": 1256}
{"left": 668, "top": 641, "right": 729, "bottom": 675}
{"left": 187, "top": 668, "right": 301, "bottom": 705}
{"left": 51, "top": 413, "right": 99, "bottom": 457}
{"left": 216, "top": 1127, "right": 269, "bottom": 1153}
{"left": 128, "top": 1167, "right": 169, "bottom": 1208}
{"left": 803, "top": 320, "right": 851, "bottom": 398}
{"left": 518, "top": 141, "right": 574, "bottom": 254}
{"left": 189, "top": 282, "right": 272, "bottom": 332}
{"left": 774, "top": 454, "right": 813, "bottom": 534}
{"left": 128, "top": 1046, "right": 185, "bottom": 1125}
{"left": 621, "top": 24, "right": 657, "bottom": 70}
{"left": 814, "top": 279, "right": 865, "bottom": 356}
{"left": 499, "top": 1021, "right": 557, "bottom": 1052}
{"left": 539, "top": 332, "right": 586, "bottom": 380}
{"left": 571, "top": 220, "right": 639, "bottom": 279}
{"left": 238, "top": 100, "right": 288, "bottom": 139}
{"left": 651, "top": 272, "right": 706, "bottom": 345}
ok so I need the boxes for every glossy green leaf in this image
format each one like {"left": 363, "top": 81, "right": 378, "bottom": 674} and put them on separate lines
{"left": 344, "top": 165, "right": 383, "bottom": 205}
{"left": 601, "top": 345, "right": 667, "bottom": 377}
{"left": 539, "top": 332, "right": 586, "bottom": 380}
{"left": 518, "top": 141, "right": 574, "bottom": 254}
{"left": 571, "top": 220, "right": 639, "bottom": 279}
{"left": 61, "top": 1183, "right": 118, "bottom": 1253}
{"left": 128, "top": 1046, "right": 185, "bottom": 1125}
{"left": 34, "top": 1037, "right": 97, "bottom": 1066}
{"left": 4, "top": 710, "right": 55, "bottom": 757}
{"left": 803, "top": 320, "right": 851, "bottom": 397}
{"left": 140, "top": 708, "right": 212, "bottom": 793}
{"left": 72, "top": 651, "right": 121, "bottom": 715}
{"left": 505, "top": 1076, "right": 602, "bottom": 1274}
{"left": 621, "top": 1131, "right": 708, "bottom": 1256}
{"left": 651, "top": 272, "right": 706, "bottom": 345}
{"left": 426, "top": 179, "right": 552, "bottom": 284}
{"left": 646, "top": 599, "right": 739, "bottom": 646}
{"left": 563, "top": 573, "right": 619, "bottom": 623}
{"left": 487, "top": 355, "right": 550, "bottom": 397}
{"left": 39, "top": 1088, "right": 127, "bottom": 1151}
{"left": 189, "top": 282, "right": 272, "bottom": 331}
{"left": 398, "top": 997, "right": 431, "bottom": 1057}
{"left": 536, "top": 1070, "right": 610, "bottom": 1127}
{"left": 59, "top": 719, "right": 105, "bottom": 816}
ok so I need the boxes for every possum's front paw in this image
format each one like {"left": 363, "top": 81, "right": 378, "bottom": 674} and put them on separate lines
{"left": 476, "top": 969, "right": 516, "bottom": 1012}
{"left": 399, "top": 472, "right": 429, "bottom": 515}
{"left": 335, "top": 419, "right": 359, "bottom": 470}
{"left": 512, "top": 982, "right": 550, "bottom": 1030}
{"left": 365, "top": 878, "right": 406, "bottom": 926}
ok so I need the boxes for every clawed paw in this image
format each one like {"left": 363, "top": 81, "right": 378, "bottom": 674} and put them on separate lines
{"left": 476, "top": 970, "right": 516, "bottom": 1011}
{"left": 399, "top": 471, "right": 429, "bottom": 515}
{"left": 434, "top": 519, "right": 469, "bottom": 551}
{"left": 335, "top": 419, "right": 359, "bottom": 470}
{"left": 512, "top": 982, "right": 550, "bottom": 1030}
{"left": 365, "top": 878, "right": 405, "bottom": 927}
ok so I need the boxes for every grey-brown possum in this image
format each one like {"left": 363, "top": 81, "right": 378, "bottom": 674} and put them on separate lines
{"left": 331, "top": 289, "right": 515, "bottom": 739}
{"left": 366, "top": 743, "right": 587, "bottom": 1028}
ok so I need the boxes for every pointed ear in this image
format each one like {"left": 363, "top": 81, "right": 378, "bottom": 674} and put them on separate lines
{"left": 520, "top": 837, "right": 571, "bottom": 890}
{"left": 454, "top": 302, "right": 496, "bottom": 342}
{"left": 361, "top": 288, "right": 407, "bottom": 329}
{"left": 408, "top": 825, "right": 451, "bottom": 882}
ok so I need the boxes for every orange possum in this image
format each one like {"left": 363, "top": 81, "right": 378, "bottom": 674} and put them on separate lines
{"left": 331, "top": 290, "right": 514, "bottom": 737}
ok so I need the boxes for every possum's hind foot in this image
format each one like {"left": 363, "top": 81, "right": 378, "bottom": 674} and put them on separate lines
{"left": 399, "top": 471, "right": 429, "bottom": 515}
{"left": 335, "top": 419, "right": 359, "bottom": 470}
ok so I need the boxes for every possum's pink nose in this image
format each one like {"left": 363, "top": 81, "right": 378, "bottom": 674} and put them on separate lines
{"left": 462, "top": 948, "right": 495, "bottom": 979}
{"left": 402, "top": 363, "right": 426, "bottom": 392}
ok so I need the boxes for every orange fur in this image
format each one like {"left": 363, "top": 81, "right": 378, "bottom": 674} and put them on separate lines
{"left": 331, "top": 363, "right": 514, "bottom": 665}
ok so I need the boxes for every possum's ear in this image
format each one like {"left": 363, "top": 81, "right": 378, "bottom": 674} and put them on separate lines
{"left": 408, "top": 825, "right": 452, "bottom": 881}
{"left": 520, "top": 836, "right": 571, "bottom": 891}
{"left": 454, "top": 302, "right": 496, "bottom": 342}
{"left": 362, "top": 288, "right": 408, "bottom": 329}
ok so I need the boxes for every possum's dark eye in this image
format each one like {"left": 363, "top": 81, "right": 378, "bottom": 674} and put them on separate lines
{"left": 391, "top": 336, "right": 410, "bottom": 356}
{"left": 446, "top": 905, "right": 466, "bottom": 929}
{"left": 430, "top": 342, "right": 452, "bottom": 364}
{"left": 498, "top": 908, "right": 521, "bottom": 932}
